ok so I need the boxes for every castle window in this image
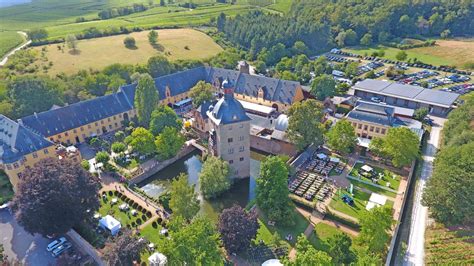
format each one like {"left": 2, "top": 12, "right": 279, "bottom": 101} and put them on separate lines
{"left": 375, "top": 127, "right": 380, "bottom": 133}
{"left": 101, "top": 121, "right": 104, "bottom": 125}
{"left": 95, "top": 122, "right": 98, "bottom": 126}
{"left": 358, "top": 124, "right": 362, "bottom": 129}
{"left": 108, "top": 118, "right": 111, "bottom": 122}
{"left": 80, "top": 127, "right": 84, "bottom": 131}
{"left": 73, "top": 129, "right": 77, "bottom": 133}
{"left": 240, "top": 157, "right": 244, "bottom": 162}
{"left": 381, "top": 128, "right": 386, "bottom": 134}
{"left": 228, "top": 138, "right": 233, "bottom": 143}
{"left": 363, "top": 125, "right": 368, "bottom": 130}
{"left": 13, "top": 163, "right": 19, "bottom": 169}
{"left": 369, "top": 126, "right": 374, "bottom": 132}
{"left": 88, "top": 124, "right": 92, "bottom": 129}
{"left": 6, "top": 164, "right": 12, "bottom": 170}
{"left": 32, "top": 152, "right": 38, "bottom": 158}
{"left": 228, "top": 148, "right": 234, "bottom": 154}
{"left": 113, "top": 116, "right": 116, "bottom": 120}
{"left": 57, "top": 134, "right": 62, "bottom": 139}
{"left": 44, "top": 148, "right": 49, "bottom": 154}
{"left": 229, "top": 160, "right": 234, "bottom": 164}
{"left": 239, "top": 146, "right": 245, "bottom": 152}
{"left": 65, "top": 132, "right": 69, "bottom": 137}
{"left": 239, "top": 136, "right": 244, "bottom": 141}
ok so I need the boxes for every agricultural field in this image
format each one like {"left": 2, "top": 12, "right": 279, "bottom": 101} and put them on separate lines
{"left": 0, "top": 31, "right": 25, "bottom": 58}
{"left": 344, "top": 39, "right": 474, "bottom": 70}
{"left": 425, "top": 223, "right": 474, "bottom": 265}
{"left": 266, "top": 0, "right": 292, "bottom": 13}
{"left": 32, "top": 28, "right": 223, "bottom": 75}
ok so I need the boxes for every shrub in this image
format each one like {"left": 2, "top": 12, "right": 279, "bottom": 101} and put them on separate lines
{"left": 136, "top": 218, "right": 142, "bottom": 225}
{"left": 131, "top": 221, "right": 136, "bottom": 227}
{"left": 157, "top": 217, "right": 162, "bottom": 224}
{"left": 152, "top": 221, "right": 158, "bottom": 228}
{"left": 108, "top": 191, "right": 113, "bottom": 196}
{"left": 124, "top": 37, "right": 136, "bottom": 48}
{"left": 146, "top": 212, "right": 152, "bottom": 218}
{"left": 141, "top": 214, "right": 146, "bottom": 221}
{"left": 113, "top": 191, "right": 118, "bottom": 196}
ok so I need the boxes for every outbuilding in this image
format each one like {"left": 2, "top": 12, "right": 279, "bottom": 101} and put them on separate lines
{"left": 99, "top": 215, "right": 121, "bottom": 236}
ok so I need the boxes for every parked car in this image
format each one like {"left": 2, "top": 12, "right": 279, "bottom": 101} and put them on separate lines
{"left": 370, "top": 97, "right": 382, "bottom": 103}
{"left": 51, "top": 242, "right": 72, "bottom": 258}
{"left": 46, "top": 237, "right": 67, "bottom": 252}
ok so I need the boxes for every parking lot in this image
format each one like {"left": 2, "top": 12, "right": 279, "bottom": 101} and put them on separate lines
{"left": 0, "top": 209, "right": 56, "bottom": 265}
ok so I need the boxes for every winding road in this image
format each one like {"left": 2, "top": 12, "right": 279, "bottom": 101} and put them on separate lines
{"left": 404, "top": 116, "right": 445, "bottom": 266}
{"left": 0, "top": 31, "right": 30, "bottom": 66}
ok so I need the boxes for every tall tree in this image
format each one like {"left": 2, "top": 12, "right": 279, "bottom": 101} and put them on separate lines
{"left": 286, "top": 235, "right": 332, "bottom": 265}
{"left": 147, "top": 55, "right": 172, "bottom": 78}
{"left": 287, "top": 99, "right": 325, "bottom": 150}
{"left": 7, "top": 75, "right": 63, "bottom": 117}
{"left": 199, "top": 156, "right": 231, "bottom": 199}
{"left": 189, "top": 81, "right": 214, "bottom": 107}
{"left": 256, "top": 156, "right": 294, "bottom": 225}
{"left": 382, "top": 127, "right": 420, "bottom": 167}
{"left": 134, "top": 73, "right": 159, "bottom": 126}
{"left": 12, "top": 158, "right": 99, "bottom": 236}
{"left": 27, "top": 29, "right": 48, "bottom": 41}
{"left": 169, "top": 173, "right": 199, "bottom": 221}
{"left": 149, "top": 105, "right": 182, "bottom": 136}
{"left": 218, "top": 205, "right": 258, "bottom": 253}
{"left": 148, "top": 30, "right": 158, "bottom": 45}
{"left": 356, "top": 206, "right": 393, "bottom": 254}
{"left": 327, "top": 233, "right": 356, "bottom": 264}
{"left": 66, "top": 34, "right": 78, "bottom": 52}
{"left": 155, "top": 126, "right": 185, "bottom": 160}
{"left": 325, "top": 119, "right": 357, "bottom": 154}
{"left": 128, "top": 127, "right": 155, "bottom": 155}
{"left": 159, "top": 216, "right": 223, "bottom": 264}
{"left": 422, "top": 142, "right": 474, "bottom": 225}
{"left": 104, "top": 230, "right": 146, "bottom": 266}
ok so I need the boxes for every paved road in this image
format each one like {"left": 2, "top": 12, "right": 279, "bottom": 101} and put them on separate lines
{"left": 404, "top": 116, "right": 445, "bottom": 266}
{"left": 0, "top": 209, "right": 56, "bottom": 265}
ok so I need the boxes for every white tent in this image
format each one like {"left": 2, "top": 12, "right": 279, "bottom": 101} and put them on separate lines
{"left": 262, "top": 259, "right": 283, "bottom": 266}
{"left": 99, "top": 215, "right": 121, "bottom": 236}
{"left": 148, "top": 252, "right": 167, "bottom": 266}
{"left": 316, "top": 153, "right": 327, "bottom": 160}
{"left": 330, "top": 157, "right": 340, "bottom": 163}
{"left": 366, "top": 193, "right": 387, "bottom": 210}
{"left": 361, "top": 165, "right": 373, "bottom": 173}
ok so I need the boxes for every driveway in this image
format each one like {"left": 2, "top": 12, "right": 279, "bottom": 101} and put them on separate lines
{"left": 0, "top": 210, "right": 56, "bottom": 265}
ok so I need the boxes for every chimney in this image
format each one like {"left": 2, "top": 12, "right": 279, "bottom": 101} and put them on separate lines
{"left": 238, "top": 61, "right": 250, "bottom": 74}
{"left": 222, "top": 79, "right": 234, "bottom": 100}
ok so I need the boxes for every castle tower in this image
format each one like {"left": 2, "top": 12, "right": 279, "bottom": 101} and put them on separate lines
{"left": 207, "top": 79, "right": 251, "bottom": 178}
{"left": 238, "top": 60, "right": 250, "bottom": 74}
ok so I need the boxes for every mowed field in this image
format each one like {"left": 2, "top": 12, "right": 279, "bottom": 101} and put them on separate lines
{"left": 345, "top": 39, "right": 474, "bottom": 70}
{"left": 32, "top": 28, "right": 223, "bottom": 75}
{"left": 0, "top": 31, "right": 25, "bottom": 58}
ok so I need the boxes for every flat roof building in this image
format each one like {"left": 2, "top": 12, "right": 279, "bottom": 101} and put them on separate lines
{"left": 353, "top": 79, "right": 459, "bottom": 115}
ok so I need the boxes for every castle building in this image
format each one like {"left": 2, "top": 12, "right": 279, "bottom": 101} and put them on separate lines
{"left": 207, "top": 80, "right": 251, "bottom": 178}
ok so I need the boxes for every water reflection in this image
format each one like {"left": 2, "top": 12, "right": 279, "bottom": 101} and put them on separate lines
{"left": 139, "top": 150, "right": 264, "bottom": 221}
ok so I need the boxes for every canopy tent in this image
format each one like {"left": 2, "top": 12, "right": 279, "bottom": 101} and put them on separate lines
{"left": 361, "top": 165, "right": 373, "bottom": 173}
{"left": 330, "top": 157, "right": 340, "bottom": 163}
{"left": 316, "top": 153, "right": 327, "bottom": 160}
{"left": 262, "top": 259, "right": 283, "bottom": 266}
{"left": 99, "top": 215, "right": 121, "bottom": 236}
{"left": 366, "top": 193, "right": 387, "bottom": 210}
{"left": 148, "top": 252, "right": 167, "bottom": 266}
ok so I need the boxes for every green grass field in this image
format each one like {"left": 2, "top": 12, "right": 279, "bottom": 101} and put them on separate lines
{"left": 330, "top": 189, "right": 371, "bottom": 221}
{"left": 32, "top": 28, "right": 223, "bottom": 75}
{"left": 350, "top": 162, "right": 401, "bottom": 191}
{"left": 0, "top": 31, "right": 25, "bottom": 58}
{"left": 267, "top": 0, "right": 292, "bottom": 13}
{"left": 0, "top": 171, "right": 14, "bottom": 205}
{"left": 350, "top": 179, "right": 397, "bottom": 198}
{"left": 344, "top": 39, "right": 474, "bottom": 70}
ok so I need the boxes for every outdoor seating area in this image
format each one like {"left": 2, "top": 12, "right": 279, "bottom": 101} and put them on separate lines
{"left": 349, "top": 162, "right": 401, "bottom": 191}
{"left": 304, "top": 153, "right": 342, "bottom": 176}
{"left": 289, "top": 171, "right": 331, "bottom": 201}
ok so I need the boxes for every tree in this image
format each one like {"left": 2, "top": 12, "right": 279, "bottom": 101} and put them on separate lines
{"left": 368, "top": 137, "right": 389, "bottom": 159}
{"left": 27, "top": 29, "right": 48, "bottom": 41}
{"left": 360, "top": 33, "right": 373, "bottom": 46}
{"left": 286, "top": 235, "right": 332, "bottom": 265}
{"left": 160, "top": 0, "right": 165, "bottom": 6}
{"left": 218, "top": 205, "right": 258, "bottom": 253}
{"left": 66, "top": 34, "right": 78, "bottom": 52}
{"left": 159, "top": 216, "right": 223, "bottom": 264}
{"left": 325, "top": 119, "right": 357, "bottom": 154}
{"left": 111, "top": 142, "right": 126, "bottom": 153}
{"left": 169, "top": 173, "right": 199, "bottom": 220}
{"left": 395, "top": 50, "right": 408, "bottom": 61}
{"left": 147, "top": 55, "right": 172, "bottom": 78}
{"left": 383, "top": 127, "right": 420, "bottom": 167}
{"left": 114, "top": 131, "right": 126, "bottom": 142}
{"left": 148, "top": 30, "right": 158, "bottom": 45}
{"left": 7, "top": 76, "right": 63, "bottom": 117}
{"left": 344, "top": 62, "right": 359, "bottom": 78}
{"left": 95, "top": 151, "right": 110, "bottom": 165}
{"left": 81, "top": 160, "right": 90, "bottom": 171}
{"left": 287, "top": 99, "right": 325, "bottom": 150}
{"left": 189, "top": 81, "right": 214, "bottom": 107}
{"left": 256, "top": 156, "right": 294, "bottom": 225}
{"left": 327, "top": 233, "right": 356, "bottom": 264}
{"left": 149, "top": 105, "right": 182, "bottom": 135}
{"left": 128, "top": 127, "right": 155, "bottom": 155}
{"left": 356, "top": 206, "right": 393, "bottom": 254}
{"left": 335, "top": 31, "right": 346, "bottom": 47}
{"left": 365, "top": 70, "right": 376, "bottom": 79}
{"left": 440, "top": 29, "right": 451, "bottom": 39}
{"left": 422, "top": 142, "right": 474, "bottom": 225}
{"left": 104, "top": 229, "right": 146, "bottom": 266}
{"left": 199, "top": 156, "right": 231, "bottom": 199}
{"left": 155, "top": 127, "right": 185, "bottom": 160}
{"left": 11, "top": 158, "right": 99, "bottom": 236}
{"left": 123, "top": 36, "right": 136, "bottom": 48}
{"left": 310, "top": 74, "right": 336, "bottom": 100}
{"left": 345, "top": 29, "right": 358, "bottom": 46}
{"left": 413, "top": 107, "right": 428, "bottom": 121}
{"left": 134, "top": 73, "right": 159, "bottom": 126}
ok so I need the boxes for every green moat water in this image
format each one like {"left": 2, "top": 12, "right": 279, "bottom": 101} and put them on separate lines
{"left": 139, "top": 150, "right": 265, "bottom": 221}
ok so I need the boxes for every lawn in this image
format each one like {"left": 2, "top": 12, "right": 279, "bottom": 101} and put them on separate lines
{"left": 98, "top": 190, "right": 151, "bottom": 228}
{"left": 0, "top": 171, "right": 14, "bottom": 204}
{"left": 0, "top": 31, "right": 25, "bottom": 58}
{"left": 140, "top": 218, "right": 165, "bottom": 244}
{"left": 330, "top": 189, "right": 370, "bottom": 221}
{"left": 350, "top": 179, "right": 397, "bottom": 198}
{"left": 32, "top": 28, "right": 223, "bottom": 75}
{"left": 425, "top": 223, "right": 474, "bottom": 265}
{"left": 349, "top": 162, "right": 401, "bottom": 192}
{"left": 266, "top": 0, "right": 292, "bottom": 13}
{"left": 255, "top": 208, "right": 310, "bottom": 247}
{"left": 344, "top": 39, "right": 474, "bottom": 70}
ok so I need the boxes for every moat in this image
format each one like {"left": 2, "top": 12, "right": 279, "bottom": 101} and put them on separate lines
{"left": 138, "top": 150, "right": 266, "bottom": 221}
